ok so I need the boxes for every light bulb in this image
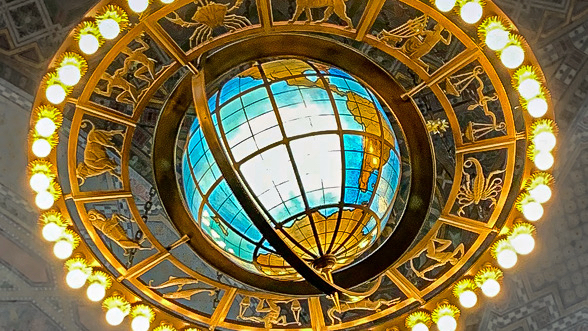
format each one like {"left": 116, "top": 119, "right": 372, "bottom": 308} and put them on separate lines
{"left": 485, "top": 28, "right": 509, "bottom": 51}
{"left": 66, "top": 269, "right": 89, "bottom": 289}
{"left": 481, "top": 278, "right": 500, "bottom": 297}
{"left": 435, "top": 0, "right": 456, "bottom": 12}
{"left": 518, "top": 78, "right": 541, "bottom": 100}
{"left": 131, "top": 315, "right": 151, "bottom": 331}
{"left": 35, "top": 191, "right": 55, "bottom": 210}
{"left": 79, "top": 34, "right": 100, "bottom": 55}
{"left": 534, "top": 151, "right": 554, "bottom": 170}
{"left": 98, "top": 19, "right": 120, "bottom": 40}
{"left": 161, "top": 0, "right": 174, "bottom": 3}
{"left": 106, "top": 307, "right": 126, "bottom": 326}
{"left": 45, "top": 84, "right": 66, "bottom": 104}
{"left": 54, "top": 239, "right": 74, "bottom": 259}
{"left": 35, "top": 117, "right": 57, "bottom": 137}
{"left": 511, "top": 233, "right": 535, "bottom": 255}
{"left": 412, "top": 322, "right": 429, "bottom": 331}
{"left": 460, "top": 2, "right": 483, "bottom": 24}
{"left": 527, "top": 97, "right": 548, "bottom": 118}
{"left": 42, "top": 222, "right": 64, "bottom": 242}
{"left": 437, "top": 315, "right": 457, "bottom": 331}
{"left": 57, "top": 64, "right": 81, "bottom": 86}
{"left": 496, "top": 248, "right": 518, "bottom": 269}
{"left": 32, "top": 139, "right": 52, "bottom": 157}
{"left": 500, "top": 44, "right": 525, "bottom": 69}
{"left": 459, "top": 290, "right": 478, "bottom": 308}
{"left": 87, "top": 282, "right": 106, "bottom": 302}
{"left": 522, "top": 201, "right": 543, "bottom": 221}
{"left": 128, "top": 0, "right": 149, "bottom": 13}
{"left": 533, "top": 131, "right": 556, "bottom": 152}
{"left": 30, "top": 173, "right": 51, "bottom": 192}
{"left": 529, "top": 184, "right": 551, "bottom": 203}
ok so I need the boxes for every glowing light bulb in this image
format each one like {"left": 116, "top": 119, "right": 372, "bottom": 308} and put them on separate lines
{"left": 45, "top": 84, "right": 66, "bottom": 104}
{"left": 54, "top": 239, "right": 74, "bottom": 259}
{"left": 527, "top": 97, "right": 548, "bottom": 118}
{"left": 98, "top": 19, "right": 120, "bottom": 40}
{"left": 481, "top": 278, "right": 500, "bottom": 297}
{"left": 534, "top": 151, "right": 554, "bottom": 170}
{"left": 518, "top": 78, "right": 541, "bottom": 100}
{"left": 106, "top": 307, "right": 126, "bottom": 326}
{"left": 496, "top": 248, "right": 517, "bottom": 269}
{"left": 32, "top": 139, "right": 52, "bottom": 158}
{"left": 161, "top": 0, "right": 174, "bottom": 3}
{"left": 35, "top": 191, "right": 55, "bottom": 210}
{"left": 485, "top": 28, "right": 509, "bottom": 51}
{"left": 87, "top": 282, "right": 106, "bottom": 302}
{"left": 35, "top": 117, "right": 57, "bottom": 137}
{"left": 131, "top": 315, "right": 151, "bottom": 331}
{"left": 435, "top": 0, "right": 456, "bottom": 12}
{"left": 529, "top": 183, "right": 551, "bottom": 203}
{"left": 128, "top": 0, "right": 149, "bottom": 13}
{"left": 437, "top": 315, "right": 457, "bottom": 331}
{"left": 79, "top": 34, "right": 100, "bottom": 55}
{"left": 66, "top": 269, "right": 89, "bottom": 289}
{"left": 533, "top": 131, "right": 556, "bottom": 151}
{"left": 511, "top": 233, "right": 535, "bottom": 255}
{"left": 500, "top": 44, "right": 525, "bottom": 69}
{"left": 42, "top": 222, "right": 64, "bottom": 242}
{"left": 57, "top": 64, "right": 82, "bottom": 87}
{"left": 459, "top": 290, "right": 477, "bottom": 308}
{"left": 30, "top": 173, "right": 51, "bottom": 192}
{"left": 522, "top": 201, "right": 543, "bottom": 221}
{"left": 412, "top": 323, "right": 429, "bottom": 331}
{"left": 460, "top": 1, "right": 483, "bottom": 24}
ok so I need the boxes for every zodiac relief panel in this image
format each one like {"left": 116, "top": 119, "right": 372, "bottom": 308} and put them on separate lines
{"left": 271, "top": 0, "right": 367, "bottom": 30}
{"left": 450, "top": 149, "right": 508, "bottom": 222}
{"left": 159, "top": 0, "right": 257, "bottom": 52}
{"left": 138, "top": 260, "right": 221, "bottom": 317}
{"left": 397, "top": 224, "right": 479, "bottom": 290}
{"left": 90, "top": 33, "right": 173, "bottom": 115}
{"left": 319, "top": 276, "right": 407, "bottom": 326}
{"left": 82, "top": 199, "right": 156, "bottom": 269}
{"left": 75, "top": 116, "right": 127, "bottom": 192}
{"left": 444, "top": 62, "right": 508, "bottom": 143}
{"left": 225, "top": 294, "right": 311, "bottom": 329}
{"left": 375, "top": 12, "right": 466, "bottom": 74}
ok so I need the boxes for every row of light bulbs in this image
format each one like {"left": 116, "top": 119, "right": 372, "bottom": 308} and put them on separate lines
{"left": 29, "top": 1, "right": 198, "bottom": 330}
{"left": 398, "top": 2, "right": 556, "bottom": 331}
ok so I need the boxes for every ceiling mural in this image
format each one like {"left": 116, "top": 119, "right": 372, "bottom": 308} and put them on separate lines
{"left": 0, "top": 0, "right": 586, "bottom": 330}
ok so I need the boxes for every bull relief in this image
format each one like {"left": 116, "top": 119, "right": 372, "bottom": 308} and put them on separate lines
{"left": 288, "top": 0, "right": 354, "bottom": 29}
{"left": 77, "top": 120, "right": 124, "bottom": 185}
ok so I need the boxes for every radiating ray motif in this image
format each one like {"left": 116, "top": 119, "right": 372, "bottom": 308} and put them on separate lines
{"left": 445, "top": 66, "right": 506, "bottom": 141}
{"left": 327, "top": 297, "right": 400, "bottom": 324}
{"left": 77, "top": 120, "right": 124, "bottom": 185}
{"left": 238, "top": 297, "right": 301, "bottom": 328}
{"left": 166, "top": 0, "right": 251, "bottom": 48}
{"left": 426, "top": 118, "right": 449, "bottom": 135}
{"left": 409, "top": 227, "right": 464, "bottom": 281}
{"left": 378, "top": 15, "right": 451, "bottom": 72}
{"left": 456, "top": 157, "right": 504, "bottom": 216}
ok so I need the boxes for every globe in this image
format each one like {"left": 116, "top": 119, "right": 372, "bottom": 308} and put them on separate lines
{"left": 181, "top": 58, "right": 401, "bottom": 280}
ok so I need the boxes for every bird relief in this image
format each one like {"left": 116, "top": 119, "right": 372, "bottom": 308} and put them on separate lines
{"left": 166, "top": 0, "right": 251, "bottom": 49}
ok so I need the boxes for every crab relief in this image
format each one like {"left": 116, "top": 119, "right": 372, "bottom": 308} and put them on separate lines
{"left": 166, "top": 0, "right": 251, "bottom": 48}
{"left": 456, "top": 157, "right": 505, "bottom": 216}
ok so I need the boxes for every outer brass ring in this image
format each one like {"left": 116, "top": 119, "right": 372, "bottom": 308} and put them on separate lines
{"left": 153, "top": 33, "right": 435, "bottom": 295}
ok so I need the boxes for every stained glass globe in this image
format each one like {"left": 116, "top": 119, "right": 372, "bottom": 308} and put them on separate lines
{"left": 181, "top": 58, "right": 401, "bottom": 280}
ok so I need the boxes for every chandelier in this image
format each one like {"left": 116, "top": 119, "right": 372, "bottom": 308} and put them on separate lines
{"left": 27, "top": 0, "right": 557, "bottom": 330}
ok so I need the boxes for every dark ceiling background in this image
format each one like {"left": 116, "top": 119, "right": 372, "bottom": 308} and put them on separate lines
{"left": 0, "top": 0, "right": 586, "bottom": 330}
